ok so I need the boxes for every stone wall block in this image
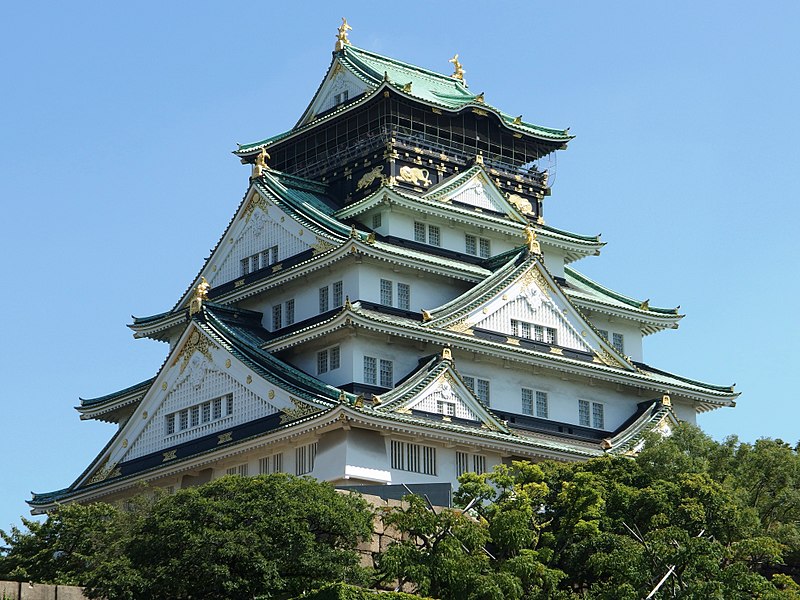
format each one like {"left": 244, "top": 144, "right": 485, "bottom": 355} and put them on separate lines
{"left": 0, "top": 580, "right": 19, "bottom": 600}
{"left": 55, "top": 586, "right": 90, "bottom": 600}
{"left": 19, "top": 582, "right": 56, "bottom": 600}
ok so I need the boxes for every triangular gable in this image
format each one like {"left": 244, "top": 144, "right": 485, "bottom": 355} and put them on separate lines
{"left": 423, "top": 166, "right": 528, "bottom": 223}
{"left": 79, "top": 321, "right": 327, "bottom": 486}
{"left": 297, "top": 58, "right": 372, "bottom": 127}
{"left": 429, "top": 255, "right": 633, "bottom": 370}
{"left": 375, "top": 355, "right": 508, "bottom": 433}
{"left": 177, "top": 183, "right": 341, "bottom": 306}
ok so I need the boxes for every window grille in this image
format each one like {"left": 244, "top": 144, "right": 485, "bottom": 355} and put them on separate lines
{"left": 272, "top": 304, "right": 282, "bottom": 330}
{"left": 319, "top": 286, "right": 329, "bottom": 312}
{"left": 473, "top": 455, "right": 486, "bottom": 474}
{"left": 372, "top": 213, "right": 382, "bottom": 228}
{"left": 165, "top": 393, "right": 233, "bottom": 437}
{"left": 332, "top": 281, "right": 343, "bottom": 307}
{"left": 330, "top": 346, "right": 340, "bottom": 370}
{"left": 364, "top": 356, "right": 377, "bottom": 385}
{"left": 317, "top": 350, "right": 329, "bottom": 374}
{"left": 380, "top": 279, "right": 393, "bottom": 305}
{"left": 428, "top": 225, "right": 441, "bottom": 246}
{"left": 479, "top": 238, "right": 491, "bottom": 258}
{"left": 456, "top": 451, "right": 469, "bottom": 477}
{"left": 437, "top": 400, "right": 456, "bottom": 416}
{"left": 612, "top": 333, "right": 625, "bottom": 354}
{"left": 476, "top": 379, "right": 490, "bottom": 405}
{"left": 414, "top": 222, "right": 426, "bottom": 242}
{"left": 578, "top": 399, "right": 590, "bottom": 427}
{"left": 390, "top": 440, "right": 437, "bottom": 475}
{"left": 285, "top": 299, "right": 295, "bottom": 325}
{"left": 536, "top": 390, "right": 548, "bottom": 418}
{"left": 379, "top": 359, "right": 393, "bottom": 387}
{"left": 295, "top": 442, "right": 317, "bottom": 475}
{"left": 465, "top": 234, "right": 476, "bottom": 255}
{"left": 521, "top": 388, "right": 533, "bottom": 415}
{"left": 397, "top": 283, "right": 410, "bottom": 310}
{"left": 259, "top": 452, "right": 283, "bottom": 475}
{"left": 592, "top": 402, "right": 605, "bottom": 429}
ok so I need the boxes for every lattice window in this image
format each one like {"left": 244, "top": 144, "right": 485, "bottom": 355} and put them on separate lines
{"left": 578, "top": 399, "right": 590, "bottom": 427}
{"left": 397, "top": 283, "right": 410, "bottom": 310}
{"left": 317, "top": 350, "right": 329, "bottom": 374}
{"left": 364, "top": 356, "right": 377, "bottom": 385}
{"left": 522, "top": 388, "right": 533, "bottom": 415}
{"left": 473, "top": 455, "right": 486, "bottom": 475}
{"left": 390, "top": 440, "right": 435, "bottom": 475}
{"left": 592, "top": 402, "right": 605, "bottom": 429}
{"left": 330, "top": 346, "right": 340, "bottom": 370}
{"left": 259, "top": 452, "right": 283, "bottom": 475}
{"left": 466, "top": 234, "right": 490, "bottom": 257}
{"left": 456, "top": 451, "right": 469, "bottom": 477}
{"left": 319, "top": 286, "right": 329, "bottom": 312}
{"left": 285, "top": 299, "right": 295, "bottom": 325}
{"left": 612, "top": 333, "right": 625, "bottom": 354}
{"left": 536, "top": 390, "right": 548, "bottom": 418}
{"left": 463, "top": 376, "right": 489, "bottom": 405}
{"left": 414, "top": 222, "right": 426, "bottom": 243}
{"left": 332, "top": 281, "right": 343, "bottom": 307}
{"left": 379, "top": 359, "right": 393, "bottom": 388}
{"left": 465, "top": 234, "right": 476, "bottom": 255}
{"left": 437, "top": 400, "right": 456, "bottom": 416}
{"left": 272, "top": 304, "right": 282, "bottom": 330}
{"left": 414, "top": 223, "right": 440, "bottom": 246}
{"left": 372, "top": 213, "right": 382, "bottom": 229}
{"left": 479, "top": 238, "right": 490, "bottom": 258}
{"left": 380, "top": 279, "right": 393, "bottom": 305}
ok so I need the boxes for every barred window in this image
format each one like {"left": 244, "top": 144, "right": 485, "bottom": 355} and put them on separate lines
{"left": 364, "top": 356, "right": 377, "bottom": 385}
{"left": 465, "top": 234, "right": 476, "bottom": 255}
{"left": 473, "top": 454, "right": 487, "bottom": 474}
{"left": 521, "top": 388, "right": 533, "bottom": 415}
{"left": 259, "top": 452, "right": 284, "bottom": 475}
{"left": 166, "top": 413, "right": 175, "bottom": 435}
{"left": 466, "top": 234, "right": 491, "bottom": 257}
{"left": 476, "top": 379, "right": 491, "bottom": 406}
{"left": 397, "top": 283, "right": 410, "bottom": 310}
{"left": 428, "top": 225, "right": 441, "bottom": 246}
{"left": 592, "top": 402, "right": 605, "bottom": 429}
{"left": 536, "top": 390, "right": 549, "bottom": 418}
{"left": 272, "top": 304, "right": 282, "bottom": 330}
{"left": 414, "top": 222, "right": 426, "bottom": 243}
{"left": 437, "top": 400, "right": 456, "bottom": 416}
{"left": 612, "top": 333, "right": 625, "bottom": 354}
{"left": 330, "top": 346, "right": 340, "bottom": 370}
{"left": 456, "top": 451, "right": 469, "bottom": 477}
{"left": 179, "top": 410, "right": 188, "bottom": 430}
{"left": 380, "top": 279, "right": 393, "bottom": 305}
{"left": 332, "top": 281, "right": 343, "bottom": 307}
{"left": 379, "top": 359, "right": 393, "bottom": 387}
{"left": 372, "top": 213, "right": 382, "bottom": 229}
{"left": 190, "top": 406, "right": 200, "bottom": 427}
{"left": 285, "top": 299, "right": 295, "bottom": 326}
{"left": 598, "top": 329, "right": 609, "bottom": 340}
{"left": 317, "top": 350, "right": 329, "bottom": 374}
{"left": 319, "top": 286, "right": 329, "bottom": 312}
{"left": 578, "top": 399, "right": 590, "bottom": 427}
{"left": 213, "top": 397, "right": 222, "bottom": 420}
{"left": 295, "top": 442, "right": 317, "bottom": 475}
{"left": 479, "top": 238, "right": 491, "bottom": 258}
{"left": 391, "top": 440, "right": 436, "bottom": 475}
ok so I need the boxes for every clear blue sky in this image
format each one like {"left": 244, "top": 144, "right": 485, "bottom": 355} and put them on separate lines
{"left": 2, "top": 2, "right": 798, "bottom": 531}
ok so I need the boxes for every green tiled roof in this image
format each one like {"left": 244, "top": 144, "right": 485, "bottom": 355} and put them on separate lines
{"left": 237, "top": 44, "right": 571, "bottom": 153}
{"left": 79, "top": 378, "right": 154, "bottom": 407}
{"left": 564, "top": 267, "right": 680, "bottom": 316}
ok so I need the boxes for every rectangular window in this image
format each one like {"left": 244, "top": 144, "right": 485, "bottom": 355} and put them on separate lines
{"left": 380, "top": 279, "right": 393, "bottom": 306}
{"left": 437, "top": 400, "right": 456, "bottom": 416}
{"left": 272, "top": 304, "right": 282, "bottom": 330}
{"left": 226, "top": 394, "right": 233, "bottom": 416}
{"left": 479, "top": 238, "right": 491, "bottom": 258}
{"left": 533, "top": 324, "right": 544, "bottom": 342}
{"left": 536, "top": 391, "right": 549, "bottom": 418}
{"left": 476, "top": 379, "right": 490, "bottom": 406}
{"left": 330, "top": 346, "right": 340, "bottom": 370}
{"left": 372, "top": 213, "right": 382, "bottom": 229}
{"left": 379, "top": 359, "right": 393, "bottom": 388}
{"left": 521, "top": 388, "right": 533, "bottom": 415}
{"left": 473, "top": 455, "right": 487, "bottom": 475}
{"left": 456, "top": 451, "right": 469, "bottom": 477}
{"left": 213, "top": 397, "right": 222, "bottom": 420}
{"left": 465, "top": 234, "right": 477, "bottom": 255}
{"left": 428, "top": 225, "right": 441, "bottom": 247}
{"left": 166, "top": 413, "right": 175, "bottom": 435}
{"left": 579, "top": 399, "right": 590, "bottom": 427}
{"left": 397, "top": 283, "right": 410, "bottom": 310}
{"left": 598, "top": 329, "right": 609, "bottom": 340}
{"left": 285, "top": 299, "right": 295, "bottom": 326}
{"left": 463, "top": 376, "right": 489, "bottom": 404}
{"left": 201, "top": 402, "right": 211, "bottom": 423}
{"left": 190, "top": 405, "right": 200, "bottom": 427}
{"left": 414, "top": 222, "right": 426, "bottom": 243}
{"left": 592, "top": 402, "right": 605, "bottom": 429}
{"left": 226, "top": 466, "right": 237, "bottom": 476}
{"left": 240, "top": 257, "right": 249, "bottom": 276}
{"left": 332, "top": 281, "right": 343, "bottom": 307}
{"left": 390, "top": 440, "right": 436, "bottom": 475}
{"left": 546, "top": 327, "right": 557, "bottom": 345}
{"left": 612, "top": 333, "right": 625, "bottom": 354}
{"left": 238, "top": 464, "right": 249, "bottom": 477}
{"left": 319, "top": 286, "right": 329, "bottom": 312}
{"left": 317, "top": 350, "right": 329, "bottom": 374}
{"left": 269, "top": 245, "right": 279, "bottom": 265}
{"left": 295, "top": 442, "right": 317, "bottom": 475}
{"left": 179, "top": 410, "right": 188, "bottom": 431}
{"left": 259, "top": 456, "right": 270, "bottom": 475}
{"left": 273, "top": 452, "right": 283, "bottom": 473}
{"left": 364, "top": 356, "right": 377, "bottom": 385}
{"left": 251, "top": 255, "right": 259, "bottom": 273}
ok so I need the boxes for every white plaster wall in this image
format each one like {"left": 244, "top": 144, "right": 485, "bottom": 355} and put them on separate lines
{"left": 671, "top": 400, "right": 697, "bottom": 424}
{"left": 288, "top": 336, "right": 357, "bottom": 388}
{"left": 542, "top": 247, "right": 566, "bottom": 278}
{"left": 353, "top": 262, "right": 470, "bottom": 312}
{"left": 587, "top": 316, "right": 644, "bottom": 362}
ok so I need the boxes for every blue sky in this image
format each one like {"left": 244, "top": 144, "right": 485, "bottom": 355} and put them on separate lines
{"left": 2, "top": 2, "right": 798, "bottom": 530}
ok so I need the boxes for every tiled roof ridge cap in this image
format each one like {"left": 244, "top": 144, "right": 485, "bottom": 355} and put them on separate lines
{"left": 564, "top": 266, "right": 680, "bottom": 314}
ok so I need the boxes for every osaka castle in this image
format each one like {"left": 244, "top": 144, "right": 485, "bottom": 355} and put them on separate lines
{"left": 30, "top": 22, "right": 737, "bottom": 513}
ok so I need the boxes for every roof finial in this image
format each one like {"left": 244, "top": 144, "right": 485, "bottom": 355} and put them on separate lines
{"left": 189, "top": 277, "right": 210, "bottom": 315}
{"left": 449, "top": 54, "right": 466, "bottom": 84}
{"left": 250, "top": 147, "right": 270, "bottom": 180}
{"left": 524, "top": 226, "right": 541, "bottom": 255}
{"left": 335, "top": 17, "right": 352, "bottom": 51}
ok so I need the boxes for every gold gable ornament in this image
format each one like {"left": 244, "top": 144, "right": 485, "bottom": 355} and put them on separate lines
{"left": 189, "top": 277, "right": 210, "bottom": 315}
{"left": 250, "top": 147, "right": 270, "bottom": 180}
{"left": 524, "top": 227, "right": 541, "bottom": 255}
{"left": 449, "top": 54, "right": 466, "bottom": 84}
{"left": 335, "top": 17, "right": 352, "bottom": 51}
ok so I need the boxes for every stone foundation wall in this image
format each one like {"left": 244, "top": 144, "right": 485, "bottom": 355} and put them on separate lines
{"left": 0, "top": 581, "right": 88, "bottom": 600}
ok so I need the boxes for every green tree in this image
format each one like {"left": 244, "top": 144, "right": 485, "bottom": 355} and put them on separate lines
{"left": 1, "top": 475, "right": 373, "bottom": 600}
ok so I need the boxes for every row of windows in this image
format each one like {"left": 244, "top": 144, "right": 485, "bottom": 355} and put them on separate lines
{"left": 380, "top": 279, "right": 411, "bottom": 310}
{"left": 463, "top": 376, "right": 490, "bottom": 405}
{"left": 296, "top": 442, "right": 317, "bottom": 475}
{"left": 599, "top": 330, "right": 625, "bottom": 354}
{"left": 456, "top": 451, "right": 487, "bottom": 477}
{"left": 364, "top": 356, "right": 393, "bottom": 387}
{"left": 522, "top": 388, "right": 549, "bottom": 418}
{"left": 241, "top": 246, "right": 278, "bottom": 276}
{"left": 319, "top": 281, "right": 344, "bottom": 312}
{"left": 224, "top": 452, "right": 286, "bottom": 478}
{"left": 579, "top": 399, "right": 605, "bottom": 429}
{"left": 317, "top": 346, "right": 341, "bottom": 374}
{"left": 465, "top": 234, "right": 491, "bottom": 258}
{"left": 272, "top": 299, "right": 295, "bottom": 330}
{"left": 414, "top": 222, "right": 441, "bottom": 246}
{"left": 391, "top": 440, "right": 437, "bottom": 475}
{"left": 165, "top": 394, "right": 233, "bottom": 435}
{"left": 511, "top": 319, "right": 558, "bottom": 345}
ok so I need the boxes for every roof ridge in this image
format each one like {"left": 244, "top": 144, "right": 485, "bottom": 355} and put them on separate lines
{"left": 565, "top": 266, "right": 679, "bottom": 314}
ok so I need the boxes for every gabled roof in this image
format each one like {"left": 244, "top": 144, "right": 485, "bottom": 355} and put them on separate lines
{"left": 371, "top": 353, "right": 509, "bottom": 434}
{"left": 77, "top": 377, "right": 155, "bottom": 423}
{"left": 236, "top": 44, "right": 571, "bottom": 156}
